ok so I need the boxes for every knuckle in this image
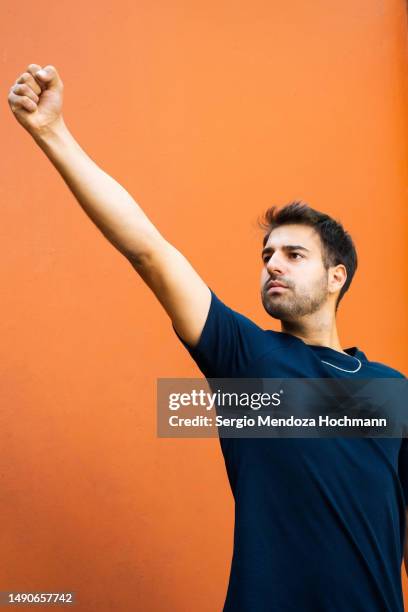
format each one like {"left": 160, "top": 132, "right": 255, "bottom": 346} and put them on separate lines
{"left": 12, "top": 83, "right": 38, "bottom": 101}
{"left": 21, "top": 95, "right": 34, "bottom": 107}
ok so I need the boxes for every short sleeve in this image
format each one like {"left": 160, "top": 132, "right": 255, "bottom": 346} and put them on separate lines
{"left": 398, "top": 438, "right": 408, "bottom": 507}
{"left": 173, "top": 288, "right": 283, "bottom": 378}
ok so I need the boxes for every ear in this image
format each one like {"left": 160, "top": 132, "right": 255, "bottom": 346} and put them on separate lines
{"left": 328, "top": 264, "right": 347, "bottom": 296}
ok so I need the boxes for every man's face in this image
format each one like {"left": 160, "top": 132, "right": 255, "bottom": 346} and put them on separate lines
{"left": 260, "top": 224, "right": 331, "bottom": 321}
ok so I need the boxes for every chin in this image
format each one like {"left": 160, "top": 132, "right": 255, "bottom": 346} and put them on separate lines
{"left": 261, "top": 297, "right": 292, "bottom": 321}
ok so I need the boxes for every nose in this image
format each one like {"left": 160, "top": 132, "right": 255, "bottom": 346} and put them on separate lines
{"left": 266, "top": 251, "right": 286, "bottom": 275}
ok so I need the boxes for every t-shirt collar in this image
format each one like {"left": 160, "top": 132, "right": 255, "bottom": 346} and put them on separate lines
{"left": 307, "top": 344, "right": 368, "bottom": 362}
{"left": 280, "top": 332, "right": 368, "bottom": 364}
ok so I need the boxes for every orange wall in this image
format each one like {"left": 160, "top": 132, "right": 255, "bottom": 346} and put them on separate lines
{"left": 1, "top": 1, "right": 407, "bottom": 610}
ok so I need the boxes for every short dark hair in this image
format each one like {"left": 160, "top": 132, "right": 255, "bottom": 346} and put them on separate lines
{"left": 259, "top": 200, "right": 358, "bottom": 310}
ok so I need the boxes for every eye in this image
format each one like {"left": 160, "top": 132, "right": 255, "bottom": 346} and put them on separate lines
{"left": 289, "top": 252, "right": 303, "bottom": 260}
{"left": 262, "top": 255, "right": 270, "bottom": 263}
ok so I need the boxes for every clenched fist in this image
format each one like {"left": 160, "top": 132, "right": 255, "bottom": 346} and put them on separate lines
{"left": 8, "top": 63, "right": 64, "bottom": 137}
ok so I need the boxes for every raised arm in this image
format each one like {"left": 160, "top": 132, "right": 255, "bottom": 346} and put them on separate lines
{"left": 8, "top": 63, "right": 211, "bottom": 347}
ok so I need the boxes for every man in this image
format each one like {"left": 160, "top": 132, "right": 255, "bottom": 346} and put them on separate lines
{"left": 8, "top": 64, "right": 408, "bottom": 611}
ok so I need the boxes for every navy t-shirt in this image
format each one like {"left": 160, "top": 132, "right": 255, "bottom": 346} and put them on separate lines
{"left": 174, "top": 289, "right": 408, "bottom": 612}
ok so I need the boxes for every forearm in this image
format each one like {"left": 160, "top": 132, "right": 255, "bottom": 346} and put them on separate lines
{"left": 33, "top": 118, "right": 162, "bottom": 262}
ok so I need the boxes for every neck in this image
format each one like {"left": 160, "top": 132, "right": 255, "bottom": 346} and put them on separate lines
{"left": 280, "top": 310, "right": 345, "bottom": 353}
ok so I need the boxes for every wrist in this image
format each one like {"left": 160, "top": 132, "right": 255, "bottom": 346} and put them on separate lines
{"left": 32, "top": 117, "right": 70, "bottom": 147}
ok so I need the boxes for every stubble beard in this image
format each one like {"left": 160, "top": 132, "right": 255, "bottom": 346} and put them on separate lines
{"left": 261, "top": 274, "right": 329, "bottom": 321}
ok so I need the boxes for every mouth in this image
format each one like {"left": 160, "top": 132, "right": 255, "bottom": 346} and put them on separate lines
{"left": 266, "top": 285, "right": 288, "bottom": 294}
{"left": 265, "top": 280, "right": 289, "bottom": 293}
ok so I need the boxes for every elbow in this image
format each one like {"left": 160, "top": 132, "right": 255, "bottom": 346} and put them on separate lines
{"left": 125, "top": 234, "right": 169, "bottom": 269}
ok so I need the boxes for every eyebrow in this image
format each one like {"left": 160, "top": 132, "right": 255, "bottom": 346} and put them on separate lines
{"left": 261, "top": 245, "right": 311, "bottom": 257}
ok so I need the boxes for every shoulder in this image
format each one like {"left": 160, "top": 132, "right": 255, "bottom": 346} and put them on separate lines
{"left": 208, "top": 290, "right": 293, "bottom": 348}
{"left": 175, "top": 289, "right": 295, "bottom": 378}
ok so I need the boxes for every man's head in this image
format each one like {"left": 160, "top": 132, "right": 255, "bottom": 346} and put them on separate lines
{"left": 259, "top": 201, "right": 357, "bottom": 321}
